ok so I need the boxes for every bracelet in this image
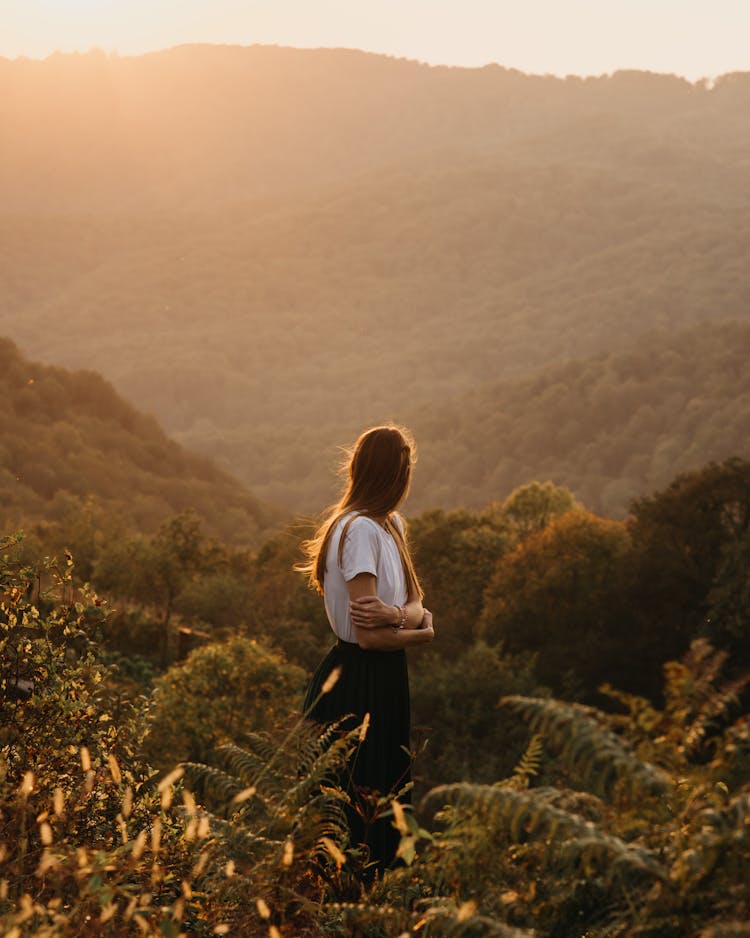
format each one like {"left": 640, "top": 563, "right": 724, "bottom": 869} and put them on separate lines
{"left": 390, "top": 605, "right": 408, "bottom": 633}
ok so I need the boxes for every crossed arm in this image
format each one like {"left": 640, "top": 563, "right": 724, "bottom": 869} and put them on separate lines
{"left": 347, "top": 573, "right": 434, "bottom": 650}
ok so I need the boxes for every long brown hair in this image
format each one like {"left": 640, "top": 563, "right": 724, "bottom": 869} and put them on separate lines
{"left": 297, "top": 425, "right": 423, "bottom": 598}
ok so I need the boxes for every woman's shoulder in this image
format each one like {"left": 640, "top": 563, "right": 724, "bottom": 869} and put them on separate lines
{"left": 333, "top": 512, "right": 383, "bottom": 576}
{"left": 343, "top": 513, "right": 384, "bottom": 537}
{"left": 332, "top": 511, "right": 381, "bottom": 539}
{"left": 333, "top": 515, "right": 389, "bottom": 562}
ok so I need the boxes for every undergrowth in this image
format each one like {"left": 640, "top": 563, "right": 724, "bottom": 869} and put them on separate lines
{"left": 2, "top": 537, "right": 748, "bottom": 936}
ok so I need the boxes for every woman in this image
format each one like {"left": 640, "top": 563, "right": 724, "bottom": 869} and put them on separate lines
{"left": 298, "top": 424, "right": 435, "bottom": 873}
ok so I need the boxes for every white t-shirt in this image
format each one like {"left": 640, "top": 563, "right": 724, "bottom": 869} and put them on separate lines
{"left": 323, "top": 511, "right": 408, "bottom": 644}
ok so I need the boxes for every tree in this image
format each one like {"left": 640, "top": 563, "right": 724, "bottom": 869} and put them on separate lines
{"left": 490, "top": 480, "right": 582, "bottom": 541}
{"left": 706, "top": 526, "right": 750, "bottom": 663}
{"left": 479, "top": 511, "right": 633, "bottom": 698}
{"left": 95, "top": 511, "right": 213, "bottom": 667}
{"left": 245, "top": 528, "right": 332, "bottom": 671}
{"left": 409, "top": 509, "right": 509, "bottom": 663}
{"left": 628, "top": 457, "right": 750, "bottom": 671}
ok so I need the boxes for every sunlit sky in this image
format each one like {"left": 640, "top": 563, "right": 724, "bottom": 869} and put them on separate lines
{"left": 2, "top": 0, "right": 749, "bottom": 79}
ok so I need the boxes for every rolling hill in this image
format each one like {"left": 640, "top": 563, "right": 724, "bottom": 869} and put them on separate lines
{"left": 0, "top": 338, "right": 275, "bottom": 543}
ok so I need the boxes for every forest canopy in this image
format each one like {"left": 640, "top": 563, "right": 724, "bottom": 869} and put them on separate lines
{"left": 409, "top": 318, "right": 750, "bottom": 515}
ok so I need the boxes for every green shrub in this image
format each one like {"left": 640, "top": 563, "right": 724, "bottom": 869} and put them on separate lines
{"left": 142, "top": 636, "right": 306, "bottom": 771}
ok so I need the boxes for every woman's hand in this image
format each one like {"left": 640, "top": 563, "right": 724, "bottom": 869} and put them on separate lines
{"left": 349, "top": 594, "right": 398, "bottom": 629}
{"left": 419, "top": 609, "right": 435, "bottom": 642}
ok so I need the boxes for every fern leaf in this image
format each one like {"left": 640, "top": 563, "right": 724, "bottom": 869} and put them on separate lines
{"left": 683, "top": 673, "right": 750, "bottom": 758}
{"left": 239, "top": 730, "right": 280, "bottom": 764}
{"left": 420, "top": 782, "right": 667, "bottom": 886}
{"left": 500, "top": 695, "right": 671, "bottom": 799}
{"left": 204, "top": 813, "right": 282, "bottom": 861}
{"left": 500, "top": 733, "right": 543, "bottom": 790}
{"left": 214, "top": 742, "right": 268, "bottom": 786}
{"left": 284, "top": 732, "right": 355, "bottom": 809}
{"left": 180, "top": 762, "right": 243, "bottom": 809}
{"left": 330, "top": 896, "right": 535, "bottom": 938}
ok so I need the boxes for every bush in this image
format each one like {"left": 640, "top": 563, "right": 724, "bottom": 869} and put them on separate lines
{"left": 0, "top": 536, "right": 208, "bottom": 936}
{"left": 142, "top": 635, "right": 307, "bottom": 771}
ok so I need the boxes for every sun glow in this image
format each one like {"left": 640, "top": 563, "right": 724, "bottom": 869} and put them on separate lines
{"left": 2, "top": 0, "right": 749, "bottom": 79}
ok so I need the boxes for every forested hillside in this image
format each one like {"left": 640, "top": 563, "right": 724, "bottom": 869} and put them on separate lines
{"left": 0, "top": 338, "right": 274, "bottom": 543}
{"left": 1, "top": 47, "right": 749, "bottom": 510}
{"left": 409, "top": 318, "right": 750, "bottom": 515}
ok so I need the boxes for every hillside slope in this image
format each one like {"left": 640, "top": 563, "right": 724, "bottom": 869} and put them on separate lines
{"left": 0, "top": 338, "right": 275, "bottom": 543}
{"left": 406, "top": 319, "right": 750, "bottom": 516}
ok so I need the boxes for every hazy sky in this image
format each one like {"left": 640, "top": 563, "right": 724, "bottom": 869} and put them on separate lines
{"left": 2, "top": 0, "right": 749, "bottom": 79}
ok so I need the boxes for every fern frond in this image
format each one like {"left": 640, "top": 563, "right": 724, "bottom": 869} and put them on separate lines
{"left": 664, "top": 639, "right": 728, "bottom": 708}
{"left": 500, "top": 695, "right": 670, "bottom": 799}
{"left": 598, "top": 683, "right": 662, "bottom": 736}
{"left": 304, "top": 796, "right": 350, "bottom": 843}
{"left": 293, "top": 715, "right": 357, "bottom": 776}
{"left": 239, "top": 730, "right": 279, "bottom": 763}
{"left": 500, "top": 733, "right": 543, "bottom": 790}
{"left": 214, "top": 742, "right": 268, "bottom": 786}
{"left": 180, "top": 762, "right": 243, "bottom": 809}
{"left": 421, "top": 782, "right": 667, "bottom": 886}
{"left": 203, "top": 813, "right": 282, "bottom": 861}
{"left": 682, "top": 673, "right": 750, "bottom": 758}
{"left": 696, "top": 788, "right": 750, "bottom": 840}
{"left": 328, "top": 897, "right": 536, "bottom": 938}
{"left": 283, "top": 731, "right": 356, "bottom": 810}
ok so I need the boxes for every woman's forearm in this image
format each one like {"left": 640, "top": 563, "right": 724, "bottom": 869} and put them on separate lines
{"left": 355, "top": 620, "right": 432, "bottom": 651}
{"left": 347, "top": 577, "right": 430, "bottom": 643}
{"left": 382, "top": 599, "right": 424, "bottom": 630}
{"left": 351, "top": 595, "right": 424, "bottom": 630}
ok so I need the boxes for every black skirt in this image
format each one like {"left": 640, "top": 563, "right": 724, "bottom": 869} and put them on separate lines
{"left": 303, "top": 639, "right": 411, "bottom": 872}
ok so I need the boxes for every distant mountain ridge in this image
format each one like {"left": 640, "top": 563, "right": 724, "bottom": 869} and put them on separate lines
{"left": 0, "top": 338, "right": 275, "bottom": 543}
{"left": 1, "top": 45, "right": 748, "bottom": 511}
{"left": 1, "top": 45, "right": 749, "bottom": 212}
